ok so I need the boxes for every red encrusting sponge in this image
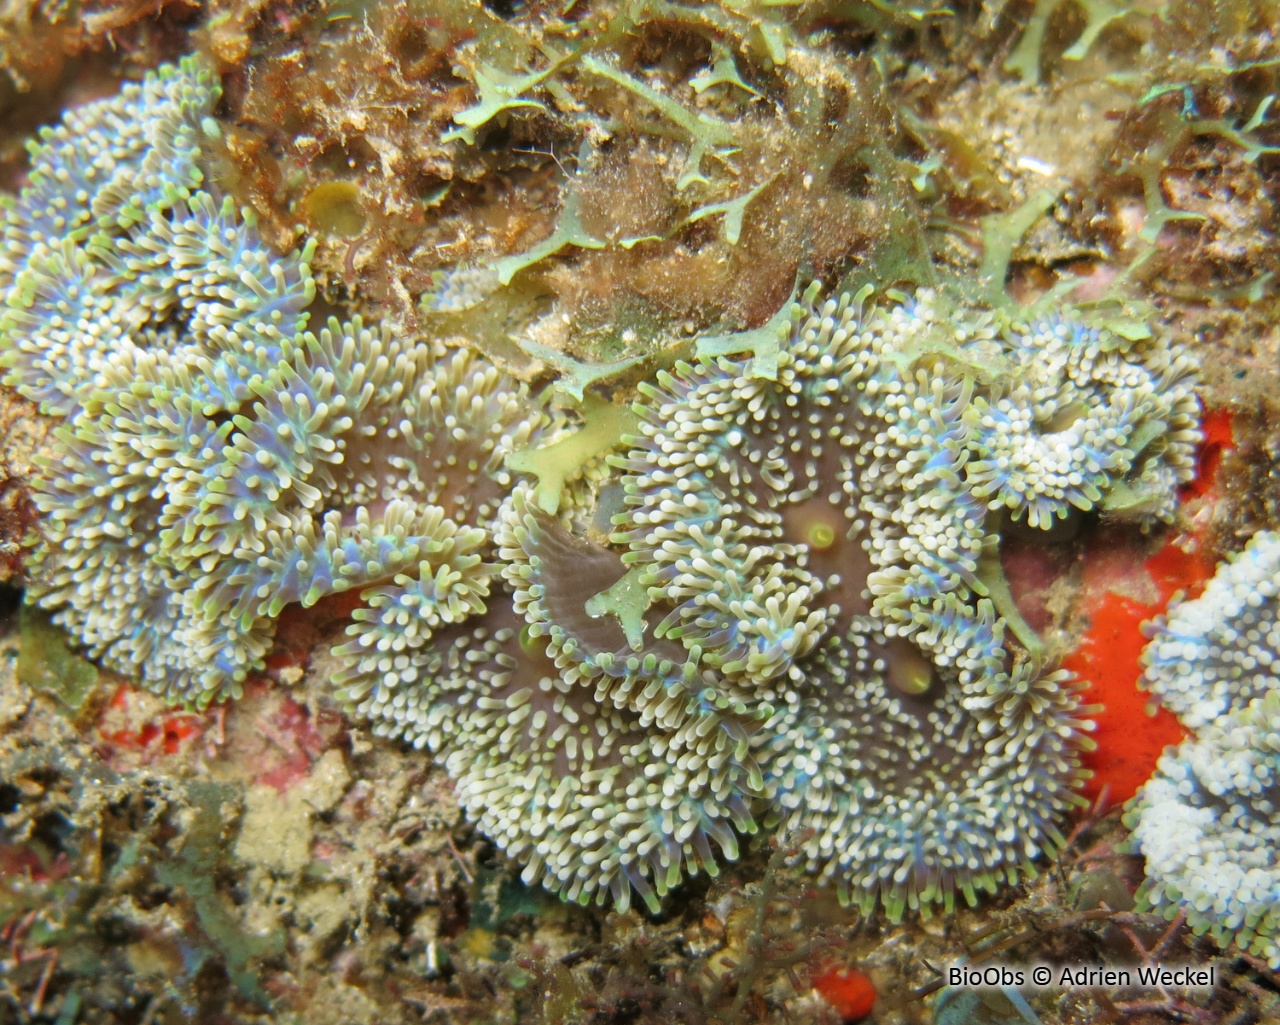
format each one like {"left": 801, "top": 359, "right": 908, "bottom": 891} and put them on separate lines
{"left": 1064, "top": 408, "right": 1233, "bottom": 804}
{"left": 813, "top": 963, "right": 877, "bottom": 1022}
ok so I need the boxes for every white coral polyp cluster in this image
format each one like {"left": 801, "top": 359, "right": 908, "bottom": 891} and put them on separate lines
{"left": 611, "top": 284, "right": 1198, "bottom": 919}
{"left": 0, "top": 59, "right": 541, "bottom": 705}
{"left": 1129, "top": 530, "right": 1280, "bottom": 967}
{"left": 1142, "top": 529, "right": 1280, "bottom": 728}
{"left": 966, "top": 315, "right": 1200, "bottom": 529}
{"left": 3, "top": 58, "right": 1210, "bottom": 921}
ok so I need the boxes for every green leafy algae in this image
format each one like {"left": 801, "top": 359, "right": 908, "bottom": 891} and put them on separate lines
{"left": 518, "top": 338, "right": 644, "bottom": 404}
{"left": 443, "top": 52, "right": 575, "bottom": 145}
{"left": 494, "top": 189, "right": 606, "bottom": 285}
{"left": 506, "top": 394, "right": 638, "bottom": 513}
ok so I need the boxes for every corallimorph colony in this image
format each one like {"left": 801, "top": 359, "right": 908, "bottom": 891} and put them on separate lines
{"left": 3, "top": 59, "right": 1206, "bottom": 920}
{"left": 1128, "top": 530, "right": 1280, "bottom": 968}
